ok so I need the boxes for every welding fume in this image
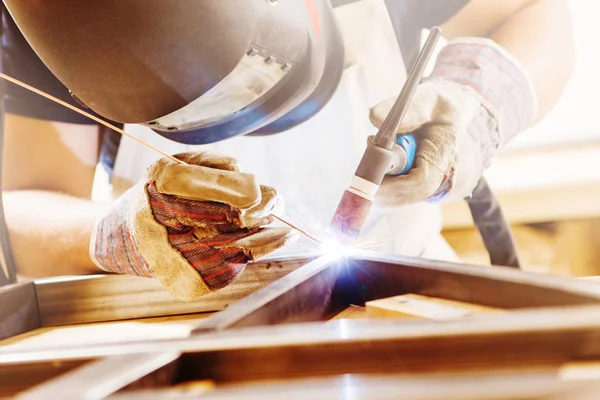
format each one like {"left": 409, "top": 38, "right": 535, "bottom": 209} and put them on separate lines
{"left": 0, "top": 0, "right": 574, "bottom": 300}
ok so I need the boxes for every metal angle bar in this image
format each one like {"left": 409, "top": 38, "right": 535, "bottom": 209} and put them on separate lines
{"left": 193, "top": 254, "right": 339, "bottom": 333}
{"left": 4, "top": 303, "right": 600, "bottom": 365}
{"left": 0, "top": 281, "right": 41, "bottom": 341}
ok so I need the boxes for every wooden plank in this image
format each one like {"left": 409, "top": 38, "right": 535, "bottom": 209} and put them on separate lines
{"left": 560, "top": 361, "right": 600, "bottom": 381}
{"left": 7, "top": 304, "right": 600, "bottom": 397}
{"left": 442, "top": 183, "right": 600, "bottom": 229}
{"left": 0, "top": 282, "right": 40, "bottom": 341}
{"left": 442, "top": 143, "right": 600, "bottom": 228}
{"left": 578, "top": 276, "right": 600, "bottom": 282}
{"left": 16, "top": 352, "right": 180, "bottom": 400}
{"left": 0, "top": 359, "right": 88, "bottom": 398}
{"left": 35, "top": 256, "right": 311, "bottom": 327}
{"left": 0, "top": 313, "right": 213, "bottom": 351}
{"left": 106, "top": 371, "right": 600, "bottom": 400}
{"left": 365, "top": 294, "right": 502, "bottom": 320}
{"left": 329, "top": 305, "right": 367, "bottom": 321}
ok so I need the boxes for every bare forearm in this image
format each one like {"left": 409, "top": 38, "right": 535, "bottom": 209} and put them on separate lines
{"left": 443, "top": 0, "right": 575, "bottom": 121}
{"left": 488, "top": 0, "right": 574, "bottom": 120}
{"left": 4, "top": 190, "right": 107, "bottom": 278}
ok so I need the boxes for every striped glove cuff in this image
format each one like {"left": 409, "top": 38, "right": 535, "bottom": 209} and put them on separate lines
{"left": 430, "top": 37, "right": 538, "bottom": 149}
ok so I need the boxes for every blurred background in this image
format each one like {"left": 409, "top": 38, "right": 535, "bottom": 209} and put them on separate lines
{"left": 441, "top": 0, "right": 600, "bottom": 277}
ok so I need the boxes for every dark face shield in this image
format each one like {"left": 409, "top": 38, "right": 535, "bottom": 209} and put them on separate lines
{"left": 3, "top": 0, "right": 344, "bottom": 144}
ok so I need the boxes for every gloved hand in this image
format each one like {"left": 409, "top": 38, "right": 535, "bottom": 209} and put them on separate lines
{"left": 90, "top": 152, "right": 296, "bottom": 302}
{"left": 369, "top": 38, "right": 537, "bottom": 206}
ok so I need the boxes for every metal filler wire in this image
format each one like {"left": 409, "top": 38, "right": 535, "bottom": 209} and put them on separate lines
{"left": 270, "top": 214, "right": 322, "bottom": 244}
{"left": 0, "top": 72, "right": 316, "bottom": 243}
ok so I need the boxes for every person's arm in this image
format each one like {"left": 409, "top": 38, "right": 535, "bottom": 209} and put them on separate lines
{"left": 371, "top": 0, "right": 575, "bottom": 205}
{"left": 441, "top": 0, "right": 575, "bottom": 121}
{"left": 4, "top": 190, "right": 106, "bottom": 277}
{"left": 3, "top": 113, "right": 105, "bottom": 277}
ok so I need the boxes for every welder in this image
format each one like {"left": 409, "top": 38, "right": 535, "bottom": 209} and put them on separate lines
{"left": 0, "top": 0, "right": 574, "bottom": 300}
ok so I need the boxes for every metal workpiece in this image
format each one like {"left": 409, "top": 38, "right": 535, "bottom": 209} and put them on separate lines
{"left": 5, "top": 251, "right": 600, "bottom": 398}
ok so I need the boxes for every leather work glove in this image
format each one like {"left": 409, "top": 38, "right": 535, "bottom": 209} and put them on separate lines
{"left": 370, "top": 38, "right": 537, "bottom": 206}
{"left": 90, "top": 152, "right": 296, "bottom": 302}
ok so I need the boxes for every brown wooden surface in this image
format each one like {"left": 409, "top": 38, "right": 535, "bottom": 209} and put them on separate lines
{"left": 365, "top": 294, "right": 502, "bottom": 320}
{"left": 107, "top": 370, "right": 600, "bottom": 400}
{"left": 0, "top": 282, "right": 39, "bottom": 341}
{"left": 6, "top": 304, "right": 600, "bottom": 397}
{"left": 35, "top": 256, "right": 311, "bottom": 327}
{"left": 0, "top": 313, "right": 213, "bottom": 351}
{"left": 329, "top": 305, "right": 367, "bottom": 321}
{"left": 0, "top": 359, "right": 88, "bottom": 398}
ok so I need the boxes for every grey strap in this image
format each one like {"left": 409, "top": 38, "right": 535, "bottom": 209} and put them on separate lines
{"left": 466, "top": 177, "right": 521, "bottom": 268}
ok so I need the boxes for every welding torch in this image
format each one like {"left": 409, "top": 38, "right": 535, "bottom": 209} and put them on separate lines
{"left": 330, "top": 27, "right": 442, "bottom": 241}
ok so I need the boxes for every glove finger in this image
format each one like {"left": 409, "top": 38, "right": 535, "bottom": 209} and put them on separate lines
{"left": 151, "top": 161, "right": 261, "bottom": 210}
{"left": 240, "top": 185, "right": 284, "bottom": 228}
{"left": 378, "top": 128, "right": 455, "bottom": 206}
{"left": 172, "top": 152, "right": 240, "bottom": 172}
{"left": 217, "top": 227, "right": 297, "bottom": 261}
{"left": 147, "top": 183, "right": 244, "bottom": 231}
{"left": 370, "top": 81, "right": 483, "bottom": 136}
{"left": 369, "top": 85, "right": 437, "bottom": 134}
{"left": 415, "top": 125, "right": 457, "bottom": 168}
{"left": 187, "top": 246, "right": 249, "bottom": 290}
{"left": 379, "top": 163, "right": 443, "bottom": 205}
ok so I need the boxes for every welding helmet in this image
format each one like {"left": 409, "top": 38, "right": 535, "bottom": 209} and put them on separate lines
{"left": 2, "top": 0, "right": 344, "bottom": 144}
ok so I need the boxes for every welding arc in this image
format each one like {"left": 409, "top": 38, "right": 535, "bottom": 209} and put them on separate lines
{"left": 0, "top": 72, "right": 185, "bottom": 166}
{"left": 0, "top": 72, "right": 318, "bottom": 244}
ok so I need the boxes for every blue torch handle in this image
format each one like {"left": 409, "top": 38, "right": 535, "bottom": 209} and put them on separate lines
{"left": 395, "top": 133, "right": 417, "bottom": 175}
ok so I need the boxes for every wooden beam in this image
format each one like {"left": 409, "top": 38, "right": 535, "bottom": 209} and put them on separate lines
{"left": 0, "top": 313, "right": 213, "bottom": 351}
{"left": 35, "top": 256, "right": 311, "bottom": 327}
{"left": 442, "top": 183, "right": 600, "bottom": 229}
{"left": 442, "top": 142, "right": 600, "bottom": 229}
{"left": 6, "top": 304, "right": 600, "bottom": 395}
{"left": 104, "top": 371, "right": 600, "bottom": 400}
{"left": 0, "top": 282, "right": 40, "bottom": 341}
{"left": 329, "top": 305, "right": 367, "bottom": 321}
{"left": 365, "top": 294, "right": 501, "bottom": 320}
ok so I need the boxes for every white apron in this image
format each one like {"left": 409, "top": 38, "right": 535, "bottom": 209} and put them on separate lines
{"left": 110, "top": 0, "right": 458, "bottom": 262}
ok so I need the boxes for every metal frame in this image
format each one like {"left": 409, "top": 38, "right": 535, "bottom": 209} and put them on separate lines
{"left": 0, "top": 256, "right": 311, "bottom": 341}
{"left": 4, "top": 251, "right": 600, "bottom": 398}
